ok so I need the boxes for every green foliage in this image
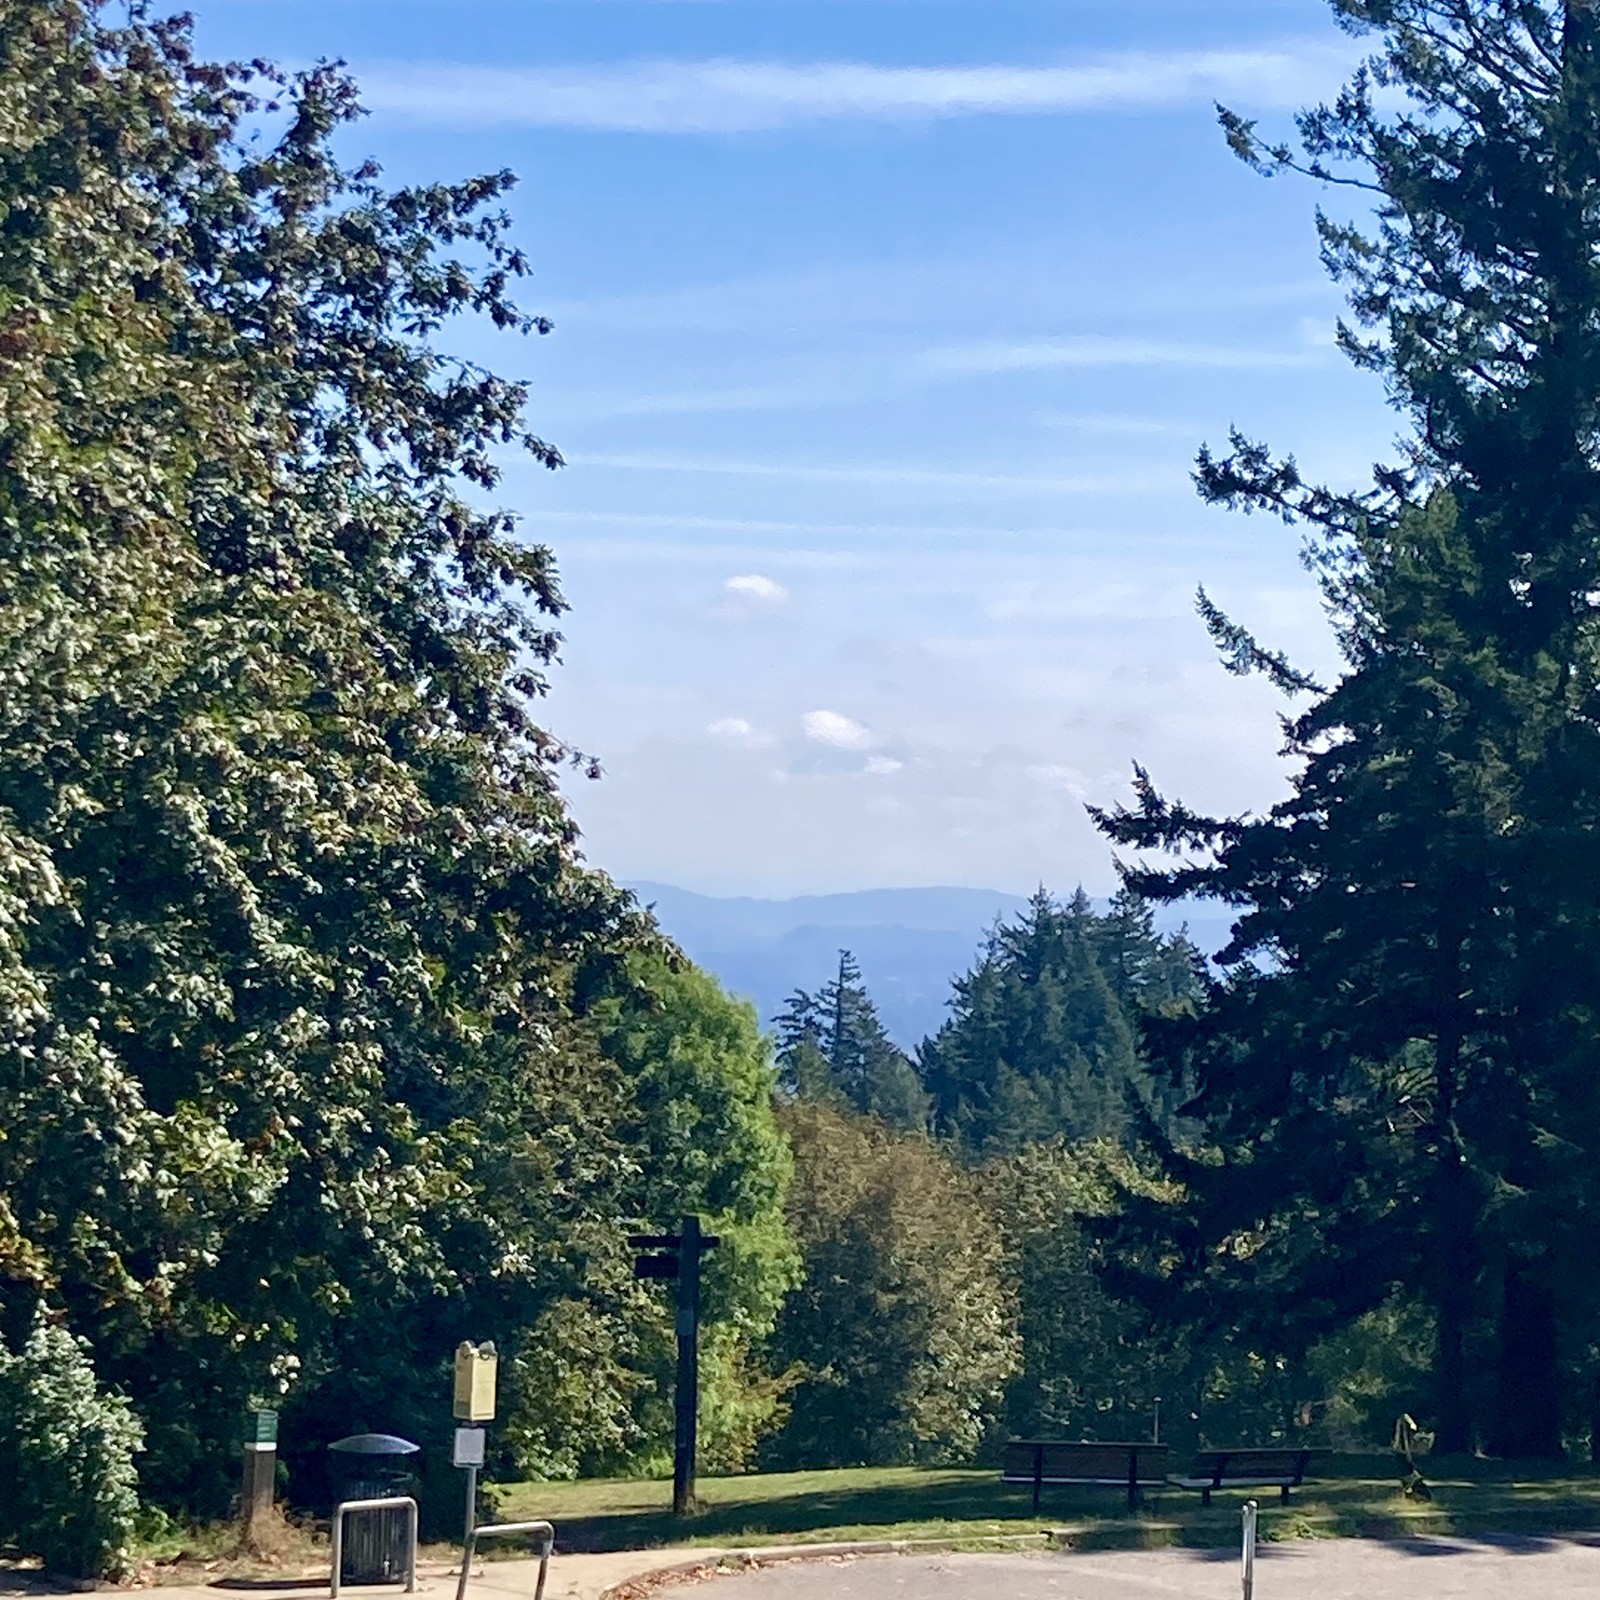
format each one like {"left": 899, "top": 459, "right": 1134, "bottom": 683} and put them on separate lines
{"left": 0, "top": 1315, "right": 145, "bottom": 1579}
{"left": 920, "top": 890, "right": 1201, "bottom": 1156}
{"left": 978, "top": 1141, "right": 1185, "bottom": 1447}
{"left": 776, "top": 952, "right": 928, "bottom": 1130}
{"left": 587, "top": 955, "right": 801, "bottom": 1474}
{"left": 0, "top": 0, "right": 792, "bottom": 1514}
{"left": 762, "top": 1102, "right": 1018, "bottom": 1468}
{"left": 1309, "top": 1297, "right": 1438, "bottom": 1449}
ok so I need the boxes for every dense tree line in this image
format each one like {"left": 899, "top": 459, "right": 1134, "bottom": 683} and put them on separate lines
{"left": 765, "top": 897, "right": 1223, "bottom": 1462}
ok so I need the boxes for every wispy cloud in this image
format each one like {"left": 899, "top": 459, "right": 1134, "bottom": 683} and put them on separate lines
{"left": 1034, "top": 410, "right": 1203, "bottom": 436}
{"left": 531, "top": 508, "right": 1195, "bottom": 547}
{"left": 564, "top": 450, "right": 1181, "bottom": 495}
{"left": 359, "top": 41, "right": 1355, "bottom": 134}
{"left": 924, "top": 335, "right": 1326, "bottom": 376}
{"left": 579, "top": 384, "right": 825, "bottom": 417}
{"left": 546, "top": 261, "right": 1332, "bottom": 336}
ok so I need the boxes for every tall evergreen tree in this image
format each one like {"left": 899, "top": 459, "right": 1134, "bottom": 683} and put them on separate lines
{"left": 1096, "top": 0, "right": 1600, "bottom": 1456}
{"left": 775, "top": 952, "right": 928, "bottom": 1130}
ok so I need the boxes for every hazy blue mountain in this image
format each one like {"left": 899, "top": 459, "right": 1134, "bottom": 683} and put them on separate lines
{"left": 626, "top": 882, "right": 1234, "bottom": 1048}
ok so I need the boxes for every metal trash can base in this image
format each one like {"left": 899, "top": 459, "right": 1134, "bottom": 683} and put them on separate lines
{"left": 329, "top": 1434, "right": 420, "bottom": 1586}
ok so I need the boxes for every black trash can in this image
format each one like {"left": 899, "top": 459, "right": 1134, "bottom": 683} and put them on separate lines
{"left": 328, "top": 1433, "right": 420, "bottom": 1585}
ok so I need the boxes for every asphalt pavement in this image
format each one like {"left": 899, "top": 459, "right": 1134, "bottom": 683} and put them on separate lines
{"left": 688, "top": 1537, "right": 1600, "bottom": 1600}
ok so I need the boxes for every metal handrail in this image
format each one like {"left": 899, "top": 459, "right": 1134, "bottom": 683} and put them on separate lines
{"left": 455, "top": 1520, "right": 555, "bottom": 1600}
{"left": 331, "top": 1496, "right": 419, "bottom": 1599}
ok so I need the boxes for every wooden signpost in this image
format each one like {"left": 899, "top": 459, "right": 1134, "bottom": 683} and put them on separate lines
{"left": 629, "top": 1216, "right": 720, "bottom": 1515}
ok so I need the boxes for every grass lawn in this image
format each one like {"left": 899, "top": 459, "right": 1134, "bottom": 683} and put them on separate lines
{"left": 491, "top": 1457, "right": 1600, "bottom": 1555}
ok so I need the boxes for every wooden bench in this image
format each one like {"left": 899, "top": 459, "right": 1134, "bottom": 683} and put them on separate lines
{"left": 1171, "top": 1447, "right": 1319, "bottom": 1506}
{"left": 1002, "top": 1440, "right": 1171, "bottom": 1512}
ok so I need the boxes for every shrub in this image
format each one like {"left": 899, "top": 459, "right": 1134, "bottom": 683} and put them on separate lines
{"left": 0, "top": 1315, "right": 145, "bottom": 1579}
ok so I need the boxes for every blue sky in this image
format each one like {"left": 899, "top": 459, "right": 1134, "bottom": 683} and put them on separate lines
{"left": 193, "top": 0, "right": 1396, "bottom": 897}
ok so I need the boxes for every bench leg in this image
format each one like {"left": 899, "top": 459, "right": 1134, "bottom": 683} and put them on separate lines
{"left": 1201, "top": 1489, "right": 1211, "bottom": 1508}
{"left": 1281, "top": 1486, "right": 1291, "bottom": 1501}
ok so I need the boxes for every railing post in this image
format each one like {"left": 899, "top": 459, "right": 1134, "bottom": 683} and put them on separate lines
{"left": 454, "top": 1519, "right": 555, "bottom": 1600}
{"left": 1242, "top": 1499, "right": 1258, "bottom": 1600}
{"left": 1032, "top": 1444, "right": 1043, "bottom": 1512}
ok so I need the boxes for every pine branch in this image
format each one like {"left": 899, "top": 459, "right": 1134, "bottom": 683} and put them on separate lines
{"left": 1196, "top": 586, "right": 1327, "bottom": 695}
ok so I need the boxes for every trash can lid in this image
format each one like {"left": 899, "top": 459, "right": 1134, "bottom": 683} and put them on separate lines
{"left": 329, "top": 1433, "right": 420, "bottom": 1455}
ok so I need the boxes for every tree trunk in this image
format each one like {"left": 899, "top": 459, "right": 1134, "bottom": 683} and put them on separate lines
{"left": 1491, "top": 1264, "right": 1563, "bottom": 1459}
{"left": 1432, "top": 947, "right": 1475, "bottom": 1454}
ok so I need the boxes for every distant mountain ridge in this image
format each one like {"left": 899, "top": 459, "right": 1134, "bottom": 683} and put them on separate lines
{"left": 625, "top": 881, "right": 1234, "bottom": 1049}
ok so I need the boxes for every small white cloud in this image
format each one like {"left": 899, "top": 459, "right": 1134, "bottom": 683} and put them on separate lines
{"left": 707, "top": 716, "right": 777, "bottom": 748}
{"left": 1025, "top": 764, "right": 1090, "bottom": 799}
{"left": 802, "top": 709, "right": 872, "bottom": 750}
{"left": 864, "top": 755, "right": 904, "bottom": 775}
{"left": 724, "top": 573, "right": 790, "bottom": 606}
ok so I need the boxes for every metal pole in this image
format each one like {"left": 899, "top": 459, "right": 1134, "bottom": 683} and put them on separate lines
{"left": 463, "top": 1463, "right": 478, "bottom": 1549}
{"left": 1241, "top": 1499, "right": 1258, "bottom": 1600}
{"left": 406, "top": 1499, "right": 418, "bottom": 1595}
{"left": 1152, "top": 1396, "right": 1162, "bottom": 1444}
{"left": 672, "top": 1214, "right": 702, "bottom": 1516}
